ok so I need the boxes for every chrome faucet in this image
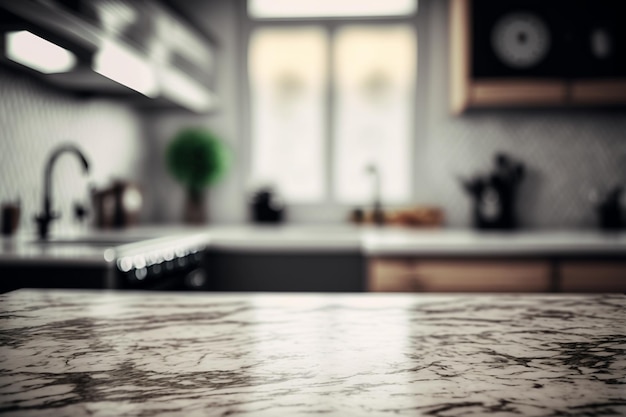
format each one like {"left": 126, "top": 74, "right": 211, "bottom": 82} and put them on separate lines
{"left": 366, "top": 164, "right": 384, "bottom": 226}
{"left": 35, "top": 144, "right": 90, "bottom": 239}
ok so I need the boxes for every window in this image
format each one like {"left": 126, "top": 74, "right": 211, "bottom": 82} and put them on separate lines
{"left": 248, "top": 4, "right": 417, "bottom": 205}
{"left": 333, "top": 26, "right": 415, "bottom": 203}
{"left": 249, "top": 27, "right": 328, "bottom": 202}
{"left": 248, "top": 0, "right": 417, "bottom": 19}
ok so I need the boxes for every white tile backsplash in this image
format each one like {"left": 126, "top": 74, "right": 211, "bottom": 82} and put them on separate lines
{"left": 0, "top": 67, "right": 145, "bottom": 236}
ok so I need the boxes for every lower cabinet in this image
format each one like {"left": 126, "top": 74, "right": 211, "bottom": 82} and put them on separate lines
{"left": 560, "top": 262, "right": 626, "bottom": 293}
{"left": 368, "top": 258, "right": 550, "bottom": 292}
{"left": 207, "top": 251, "right": 365, "bottom": 292}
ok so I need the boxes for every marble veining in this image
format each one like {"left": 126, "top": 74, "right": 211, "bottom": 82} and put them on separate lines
{"left": 0, "top": 290, "right": 624, "bottom": 416}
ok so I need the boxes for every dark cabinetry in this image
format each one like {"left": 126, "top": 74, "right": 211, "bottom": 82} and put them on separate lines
{"left": 471, "top": 0, "right": 626, "bottom": 79}
{"left": 207, "top": 251, "right": 365, "bottom": 292}
{"left": 0, "top": 264, "right": 109, "bottom": 293}
{"left": 450, "top": 0, "right": 626, "bottom": 113}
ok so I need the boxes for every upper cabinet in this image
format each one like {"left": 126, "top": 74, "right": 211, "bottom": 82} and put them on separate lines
{"left": 0, "top": 0, "right": 218, "bottom": 113}
{"left": 449, "top": 0, "right": 626, "bottom": 114}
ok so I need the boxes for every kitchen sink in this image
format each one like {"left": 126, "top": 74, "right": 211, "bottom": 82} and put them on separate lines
{"left": 2, "top": 231, "right": 210, "bottom": 293}
{"left": 27, "top": 237, "right": 148, "bottom": 247}
{"left": 25, "top": 229, "right": 199, "bottom": 248}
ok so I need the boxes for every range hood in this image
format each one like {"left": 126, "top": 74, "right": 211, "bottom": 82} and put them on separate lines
{"left": 0, "top": 0, "right": 218, "bottom": 113}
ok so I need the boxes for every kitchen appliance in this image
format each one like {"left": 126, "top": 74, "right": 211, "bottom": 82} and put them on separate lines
{"left": 111, "top": 234, "right": 208, "bottom": 290}
{"left": 2, "top": 234, "right": 210, "bottom": 293}
{"left": 461, "top": 153, "right": 526, "bottom": 230}
{"left": 92, "top": 181, "right": 143, "bottom": 229}
{"left": 595, "top": 186, "right": 623, "bottom": 231}
{"left": 250, "top": 187, "right": 285, "bottom": 223}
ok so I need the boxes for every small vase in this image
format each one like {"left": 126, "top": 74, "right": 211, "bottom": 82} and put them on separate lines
{"left": 183, "top": 189, "right": 207, "bottom": 224}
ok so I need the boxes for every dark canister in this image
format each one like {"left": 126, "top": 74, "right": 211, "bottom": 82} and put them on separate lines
{"left": 250, "top": 187, "right": 285, "bottom": 223}
{"left": 1, "top": 201, "right": 20, "bottom": 236}
{"left": 461, "top": 153, "right": 525, "bottom": 230}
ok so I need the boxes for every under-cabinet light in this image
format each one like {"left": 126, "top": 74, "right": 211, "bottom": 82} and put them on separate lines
{"left": 5, "top": 31, "right": 76, "bottom": 74}
{"left": 93, "top": 38, "right": 159, "bottom": 98}
{"left": 159, "top": 67, "right": 216, "bottom": 113}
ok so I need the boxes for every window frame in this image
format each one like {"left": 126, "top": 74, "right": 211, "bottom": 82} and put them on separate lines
{"left": 238, "top": 0, "right": 431, "bottom": 220}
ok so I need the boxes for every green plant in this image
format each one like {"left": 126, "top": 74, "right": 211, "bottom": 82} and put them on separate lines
{"left": 165, "top": 128, "right": 230, "bottom": 195}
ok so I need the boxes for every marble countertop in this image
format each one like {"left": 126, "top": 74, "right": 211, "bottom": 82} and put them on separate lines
{"left": 361, "top": 229, "right": 626, "bottom": 256}
{"left": 1, "top": 226, "right": 626, "bottom": 264}
{"left": 1, "top": 290, "right": 624, "bottom": 416}
{"left": 202, "top": 226, "right": 626, "bottom": 255}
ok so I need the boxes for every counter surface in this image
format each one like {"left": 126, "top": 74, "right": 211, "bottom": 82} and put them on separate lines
{"left": 361, "top": 229, "right": 626, "bottom": 256}
{"left": 0, "top": 227, "right": 208, "bottom": 265}
{"left": 2, "top": 226, "right": 626, "bottom": 263}
{"left": 1, "top": 290, "right": 624, "bottom": 416}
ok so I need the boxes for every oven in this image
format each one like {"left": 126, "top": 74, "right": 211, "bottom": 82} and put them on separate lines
{"left": 110, "top": 234, "right": 210, "bottom": 291}
{"left": 0, "top": 234, "right": 211, "bottom": 293}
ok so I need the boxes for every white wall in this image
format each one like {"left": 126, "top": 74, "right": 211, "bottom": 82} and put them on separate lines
{"left": 139, "top": 0, "right": 626, "bottom": 229}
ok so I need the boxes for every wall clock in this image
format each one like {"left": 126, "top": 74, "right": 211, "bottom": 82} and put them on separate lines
{"left": 471, "top": 0, "right": 567, "bottom": 78}
{"left": 490, "top": 12, "right": 551, "bottom": 70}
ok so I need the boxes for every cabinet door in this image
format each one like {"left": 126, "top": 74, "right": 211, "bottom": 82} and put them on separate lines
{"left": 368, "top": 258, "right": 549, "bottom": 292}
{"left": 560, "top": 262, "right": 626, "bottom": 292}
{"left": 209, "top": 252, "right": 365, "bottom": 292}
{"left": 570, "top": 81, "right": 626, "bottom": 105}
{"left": 449, "top": 0, "right": 568, "bottom": 114}
{"left": 368, "top": 258, "right": 420, "bottom": 292}
{"left": 449, "top": 0, "right": 626, "bottom": 113}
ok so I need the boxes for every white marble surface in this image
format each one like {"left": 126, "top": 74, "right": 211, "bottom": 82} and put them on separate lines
{"left": 207, "top": 225, "right": 363, "bottom": 252}
{"left": 1, "top": 290, "right": 624, "bottom": 416}
{"left": 205, "top": 226, "right": 626, "bottom": 255}
{"left": 361, "top": 229, "right": 626, "bottom": 256}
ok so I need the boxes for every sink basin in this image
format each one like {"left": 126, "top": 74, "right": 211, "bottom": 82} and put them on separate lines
{"left": 26, "top": 232, "right": 209, "bottom": 258}
{"left": 29, "top": 238, "right": 143, "bottom": 246}
{"left": 27, "top": 236, "right": 152, "bottom": 248}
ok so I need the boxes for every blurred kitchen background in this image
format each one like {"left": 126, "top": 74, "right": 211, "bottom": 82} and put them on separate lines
{"left": 1, "top": 0, "right": 625, "bottom": 231}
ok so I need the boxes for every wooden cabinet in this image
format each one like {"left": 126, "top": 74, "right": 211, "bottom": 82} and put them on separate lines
{"left": 368, "top": 258, "right": 550, "bottom": 292}
{"left": 449, "top": 0, "right": 567, "bottom": 113}
{"left": 369, "top": 257, "right": 626, "bottom": 293}
{"left": 560, "top": 262, "right": 626, "bottom": 292}
{"left": 449, "top": 0, "right": 626, "bottom": 114}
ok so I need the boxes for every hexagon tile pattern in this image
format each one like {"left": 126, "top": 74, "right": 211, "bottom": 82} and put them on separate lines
{"left": 424, "top": 109, "right": 626, "bottom": 229}
{"left": 0, "top": 67, "right": 145, "bottom": 236}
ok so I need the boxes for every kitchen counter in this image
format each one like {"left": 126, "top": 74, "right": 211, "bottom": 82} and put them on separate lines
{"left": 204, "top": 226, "right": 626, "bottom": 256}
{"left": 2, "top": 226, "right": 626, "bottom": 263}
{"left": 1, "top": 290, "right": 624, "bottom": 416}
{"left": 362, "top": 229, "right": 626, "bottom": 257}
{"left": 0, "top": 227, "right": 209, "bottom": 265}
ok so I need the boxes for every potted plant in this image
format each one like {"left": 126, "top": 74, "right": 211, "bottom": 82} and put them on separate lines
{"left": 165, "top": 128, "right": 230, "bottom": 224}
